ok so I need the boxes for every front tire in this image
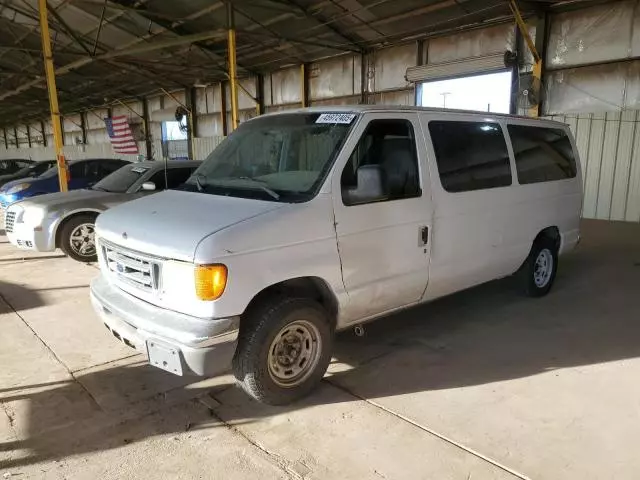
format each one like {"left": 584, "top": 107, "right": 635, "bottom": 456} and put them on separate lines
{"left": 519, "top": 237, "right": 558, "bottom": 297}
{"left": 59, "top": 213, "right": 98, "bottom": 263}
{"left": 232, "top": 297, "right": 333, "bottom": 405}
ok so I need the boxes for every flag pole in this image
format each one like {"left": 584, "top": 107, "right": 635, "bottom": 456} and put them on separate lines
{"left": 38, "top": 0, "right": 68, "bottom": 192}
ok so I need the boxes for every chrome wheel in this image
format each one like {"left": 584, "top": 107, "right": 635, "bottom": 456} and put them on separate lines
{"left": 267, "top": 319, "right": 322, "bottom": 388}
{"left": 534, "top": 248, "right": 554, "bottom": 288}
{"left": 69, "top": 223, "right": 96, "bottom": 257}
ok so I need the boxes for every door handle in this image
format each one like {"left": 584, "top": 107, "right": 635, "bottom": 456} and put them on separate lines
{"left": 420, "top": 226, "right": 429, "bottom": 246}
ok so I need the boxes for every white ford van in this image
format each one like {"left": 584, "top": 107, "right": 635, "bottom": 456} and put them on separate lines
{"left": 90, "top": 106, "right": 582, "bottom": 405}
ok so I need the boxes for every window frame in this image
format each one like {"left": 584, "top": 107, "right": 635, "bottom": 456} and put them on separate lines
{"left": 339, "top": 117, "right": 423, "bottom": 207}
{"left": 505, "top": 122, "right": 578, "bottom": 186}
{"left": 425, "top": 117, "right": 515, "bottom": 194}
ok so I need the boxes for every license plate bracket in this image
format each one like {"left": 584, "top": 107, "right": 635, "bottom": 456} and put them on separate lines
{"left": 146, "top": 339, "right": 183, "bottom": 376}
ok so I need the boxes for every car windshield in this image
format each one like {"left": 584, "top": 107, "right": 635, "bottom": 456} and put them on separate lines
{"left": 15, "top": 161, "right": 54, "bottom": 177}
{"left": 38, "top": 162, "right": 67, "bottom": 179}
{"left": 92, "top": 164, "right": 151, "bottom": 193}
{"left": 181, "top": 112, "right": 355, "bottom": 202}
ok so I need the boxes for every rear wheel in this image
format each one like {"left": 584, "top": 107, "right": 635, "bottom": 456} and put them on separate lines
{"left": 519, "top": 237, "right": 558, "bottom": 297}
{"left": 232, "top": 297, "right": 333, "bottom": 405}
{"left": 59, "top": 213, "right": 98, "bottom": 263}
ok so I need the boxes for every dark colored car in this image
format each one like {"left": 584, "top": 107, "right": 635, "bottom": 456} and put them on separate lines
{"left": 0, "top": 159, "right": 34, "bottom": 176}
{"left": 0, "top": 160, "right": 57, "bottom": 188}
{"left": 0, "top": 158, "right": 130, "bottom": 209}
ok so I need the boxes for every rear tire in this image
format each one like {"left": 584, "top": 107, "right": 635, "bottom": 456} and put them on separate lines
{"left": 59, "top": 213, "right": 98, "bottom": 263}
{"left": 232, "top": 297, "right": 333, "bottom": 405}
{"left": 518, "top": 237, "right": 558, "bottom": 297}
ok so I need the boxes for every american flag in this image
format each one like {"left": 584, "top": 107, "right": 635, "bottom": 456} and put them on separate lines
{"left": 104, "top": 116, "right": 139, "bottom": 154}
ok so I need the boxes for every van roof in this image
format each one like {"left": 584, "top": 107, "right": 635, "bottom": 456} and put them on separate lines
{"left": 261, "top": 105, "right": 567, "bottom": 127}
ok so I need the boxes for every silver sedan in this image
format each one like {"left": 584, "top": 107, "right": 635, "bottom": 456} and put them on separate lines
{"left": 4, "top": 160, "right": 201, "bottom": 262}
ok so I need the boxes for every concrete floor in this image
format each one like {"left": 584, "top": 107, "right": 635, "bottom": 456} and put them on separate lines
{"left": 0, "top": 219, "right": 639, "bottom": 480}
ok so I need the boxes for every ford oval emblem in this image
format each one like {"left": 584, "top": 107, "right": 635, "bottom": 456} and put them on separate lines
{"left": 122, "top": 232, "right": 128, "bottom": 240}
{"left": 116, "top": 263, "right": 124, "bottom": 273}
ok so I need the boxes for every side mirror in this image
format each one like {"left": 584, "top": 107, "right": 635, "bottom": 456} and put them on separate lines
{"left": 343, "top": 165, "right": 388, "bottom": 206}
{"left": 141, "top": 181, "right": 156, "bottom": 191}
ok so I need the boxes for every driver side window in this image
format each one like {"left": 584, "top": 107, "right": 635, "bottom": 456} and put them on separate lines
{"left": 341, "top": 119, "right": 421, "bottom": 206}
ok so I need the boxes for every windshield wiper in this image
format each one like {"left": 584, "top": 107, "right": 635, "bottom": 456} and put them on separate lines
{"left": 237, "top": 176, "right": 280, "bottom": 200}
{"left": 195, "top": 173, "right": 207, "bottom": 192}
{"left": 91, "top": 186, "right": 109, "bottom": 192}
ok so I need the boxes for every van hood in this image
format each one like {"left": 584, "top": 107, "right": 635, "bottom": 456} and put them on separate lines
{"left": 95, "top": 189, "right": 286, "bottom": 262}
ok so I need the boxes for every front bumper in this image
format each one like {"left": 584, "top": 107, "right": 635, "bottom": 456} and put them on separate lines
{"left": 4, "top": 206, "right": 57, "bottom": 252}
{"left": 90, "top": 274, "right": 239, "bottom": 376}
{"left": 6, "top": 219, "right": 54, "bottom": 251}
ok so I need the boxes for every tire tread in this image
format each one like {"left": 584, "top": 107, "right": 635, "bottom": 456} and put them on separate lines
{"left": 232, "top": 296, "right": 332, "bottom": 405}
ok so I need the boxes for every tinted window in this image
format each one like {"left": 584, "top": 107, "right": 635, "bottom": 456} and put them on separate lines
{"left": 100, "top": 160, "right": 126, "bottom": 177}
{"left": 69, "top": 161, "right": 88, "bottom": 178}
{"left": 148, "top": 167, "right": 195, "bottom": 189}
{"left": 341, "top": 119, "right": 420, "bottom": 205}
{"left": 508, "top": 125, "right": 577, "bottom": 184}
{"left": 166, "top": 167, "right": 196, "bottom": 188}
{"left": 429, "top": 121, "right": 512, "bottom": 192}
{"left": 147, "top": 171, "right": 166, "bottom": 189}
{"left": 93, "top": 164, "right": 151, "bottom": 193}
{"left": 33, "top": 161, "right": 55, "bottom": 175}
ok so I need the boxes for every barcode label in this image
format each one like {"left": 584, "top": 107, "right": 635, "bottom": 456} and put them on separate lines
{"left": 315, "top": 113, "right": 357, "bottom": 124}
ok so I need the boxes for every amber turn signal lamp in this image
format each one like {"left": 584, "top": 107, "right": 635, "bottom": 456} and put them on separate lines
{"left": 194, "top": 264, "right": 228, "bottom": 301}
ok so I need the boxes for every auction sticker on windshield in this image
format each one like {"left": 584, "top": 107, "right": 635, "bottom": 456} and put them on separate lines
{"left": 315, "top": 113, "right": 356, "bottom": 124}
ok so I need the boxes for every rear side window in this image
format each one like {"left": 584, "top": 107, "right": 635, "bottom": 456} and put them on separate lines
{"left": 429, "top": 121, "right": 512, "bottom": 193}
{"left": 508, "top": 125, "right": 577, "bottom": 184}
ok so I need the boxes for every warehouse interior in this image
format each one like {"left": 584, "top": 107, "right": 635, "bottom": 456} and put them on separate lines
{"left": 0, "top": 0, "right": 638, "bottom": 222}
{"left": 2, "top": 1, "right": 640, "bottom": 479}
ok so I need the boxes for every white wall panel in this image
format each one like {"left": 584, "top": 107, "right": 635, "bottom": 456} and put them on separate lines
{"left": 270, "top": 67, "right": 301, "bottom": 105}
{"left": 112, "top": 101, "right": 143, "bottom": 121}
{"left": 85, "top": 109, "right": 109, "bottom": 130}
{"left": 549, "top": 111, "right": 640, "bottom": 222}
{"left": 311, "top": 95, "right": 360, "bottom": 107}
{"left": 626, "top": 121, "right": 640, "bottom": 222}
{"left": 597, "top": 112, "right": 622, "bottom": 219}
{"left": 547, "top": 1, "right": 634, "bottom": 69}
{"left": 545, "top": 63, "right": 627, "bottom": 114}
{"left": 310, "top": 55, "right": 358, "bottom": 100}
{"left": 610, "top": 110, "right": 637, "bottom": 220}
{"left": 373, "top": 44, "right": 414, "bottom": 92}
{"left": 193, "top": 136, "right": 224, "bottom": 160}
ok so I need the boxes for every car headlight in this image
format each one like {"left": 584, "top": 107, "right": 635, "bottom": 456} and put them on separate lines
{"left": 21, "top": 208, "right": 46, "bottom": 226}
{"left": 6, "top": 183, "right": 31, "bottom": 195}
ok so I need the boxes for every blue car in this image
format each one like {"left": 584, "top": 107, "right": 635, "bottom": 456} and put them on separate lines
{"left": 0, "top": 158, "right": 129, "bottom": 209}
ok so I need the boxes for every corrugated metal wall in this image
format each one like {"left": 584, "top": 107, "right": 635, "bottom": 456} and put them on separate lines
{"left": 549, "top": 112, "right": 640, "bottom": 222}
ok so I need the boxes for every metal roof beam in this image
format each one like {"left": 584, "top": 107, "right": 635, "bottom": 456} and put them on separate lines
{"left": 46, "top": 1, "right": 94, "bottom": 56}
{"left": 271, "top": 0, "right": 366, "bottom": 50}
{"left": 0, "top": 27, "right": 233, "bottom": 102}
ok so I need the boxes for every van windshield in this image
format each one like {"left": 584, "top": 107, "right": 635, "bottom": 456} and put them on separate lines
{"left": 181, "top": 113, "right": 355, "bottom": 202}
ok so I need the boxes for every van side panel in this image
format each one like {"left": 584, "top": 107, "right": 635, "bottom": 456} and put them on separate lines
{"left": 500, "top": 121, "right": 583, "bottom": 266}
{"left": 419, "top": 114, "right": 521, "bottom": 300}
{"left": 194, "top": 195, "right": 349, "bottom": 323}
{"left": 419, "top": 114, "right": 582, "bottom": 302}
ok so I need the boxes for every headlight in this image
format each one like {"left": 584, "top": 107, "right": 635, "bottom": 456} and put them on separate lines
{"left": 21, "top": 208, "right": 46, "bottom": 226}
{"left": 6, "top": 183, "right": 30, "bottom": 195}
{"left": 194, "top": 264, "right": 228, "bottom": 301}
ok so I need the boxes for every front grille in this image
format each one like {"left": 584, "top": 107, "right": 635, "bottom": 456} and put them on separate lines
{"left": 4, "top": 211, "right": 15, "bottom": 233}
{"left": 101, "top": 240, "right": 161, "bottom": 293}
